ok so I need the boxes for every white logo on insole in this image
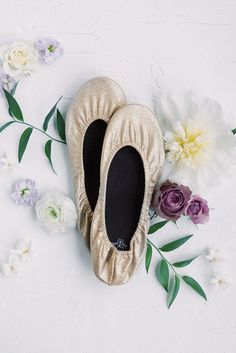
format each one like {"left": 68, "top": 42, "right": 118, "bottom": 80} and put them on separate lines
{"left": 112, "top": 238, "right": 128, "bottom": 250}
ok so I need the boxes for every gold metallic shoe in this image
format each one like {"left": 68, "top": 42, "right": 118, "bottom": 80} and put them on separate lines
{"left": 66, "top": 77, "right": 126, "bottom": 247}
{"left": 90, "top": 104, "right": 165, "bottom": 285}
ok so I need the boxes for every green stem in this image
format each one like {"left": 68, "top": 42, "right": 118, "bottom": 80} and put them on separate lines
{"left": 147, "top": 238, "right": 180, "bottom": 277}
{"left": 15, "top": 120, "right": 66, "bottom": 144}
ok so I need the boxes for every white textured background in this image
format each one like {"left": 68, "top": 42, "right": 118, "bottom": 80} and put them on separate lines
{"left": 0, "top": 1, "right": 236, "bottom": 352}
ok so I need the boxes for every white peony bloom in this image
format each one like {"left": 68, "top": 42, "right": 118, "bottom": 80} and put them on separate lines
{"left": 205, "top": 246, "right": 224, "bottom": 263}
{"left": 0, "top": 256, "right": 20, "bottom": 277}
{"left": 0, "top": 41, "right": 38, "bottom": 77}
{"left": 155, "top": 91, "right": 236, "bottom": 191}
{"left": 35, "top": 190, "right": 77, "bottom": 233}
{"left": 11, "top": 239, "right": 33, "bottom": 262}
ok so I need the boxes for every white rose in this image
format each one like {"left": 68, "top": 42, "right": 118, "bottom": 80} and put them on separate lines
{"left": 35, "top": 190, "right": 77, "bottom": 234}
{"left": 0, "top": 41, "right": 38, "bottom": 77}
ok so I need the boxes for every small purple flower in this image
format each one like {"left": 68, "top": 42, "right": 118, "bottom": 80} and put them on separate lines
{"left": 152, "top": 181, "right": 192, "bottom": 221}
{"left": 185, "top": 196, "right": 209, "bottom": 224}
{"left": 35, "top": 38, "right": 63, "bottom": 64}
{"left": 11, "top": 179, "right": 39, "bottom": 206}
{"left": 0, "top": 74, "right": 16, "bottom": 95}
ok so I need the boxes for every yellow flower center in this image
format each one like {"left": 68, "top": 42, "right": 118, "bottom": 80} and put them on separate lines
{"left": 175, "top": 130, "right": 203, "bottom": 159}
{"left": 165, "top": 121, "right": 212, "bottom": 169}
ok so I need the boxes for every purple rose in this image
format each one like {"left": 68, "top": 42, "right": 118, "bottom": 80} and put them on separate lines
{"left": 152, "top": 181, "right": 192, "bottom": 221}
{"left": 35, "top": 37, "right": 63, "bottom": 64}
{"left": 185, "top": 195, "right": 209, "bottom": 224}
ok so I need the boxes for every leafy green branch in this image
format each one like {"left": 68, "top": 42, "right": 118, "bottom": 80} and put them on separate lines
{"left": 0, "top": 88, "right": 67, "bottom": 173}
{"left": 146, "top": 221, "right": 207, "bottom": 308}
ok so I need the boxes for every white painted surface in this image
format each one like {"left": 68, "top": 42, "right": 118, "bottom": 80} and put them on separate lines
{"left": 0, "top": 1, "right": 236, "bottom": 352}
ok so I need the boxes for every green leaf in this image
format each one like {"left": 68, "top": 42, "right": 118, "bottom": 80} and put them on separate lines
{"left": 168, "top": 275, "right": 180, "bottom": 308}
{"left": 44, "top": 140, "right": 57, "bottom": 174}
{"left": 182, "top": 276, "right": 207, "bottom": 301}
{"left": 11, "top": 81, "right": 19, "bottom": 96}
{"left": 145, "top": 243, "right": 152, "bottom": 273}
{"left": 43, "top": 96, "right": 62, "bottom": 132}
{"left": 172, "top": 256, "right": 198, "bottom": 268}
{"left": 156, "top": 259, "right": 169, "bottom": 292}
{"left": 232, "top": 128, "right": 236, "bottom": 135}
{"left": 8, "top": 107, "right": 13, "bottom": 118}
{"left": 159, "top": 235, "right": 193, "bottom": 252}
{"left": 56, "top": 109, "right": 66, "bottom": 141}
{"left": 18, "top": 127, "right": 33, "bottom": 162}
{"left": 0, "top": 121, "right": 15, "bottom": 133}
{"left": 8, "top": 82, "right": 19, "bottom": 117}
{"left": 3, "top": 88, "right": 24, "bottom": 121}
{"left": 148, "top": 220, "right": 168, "bottom": 234}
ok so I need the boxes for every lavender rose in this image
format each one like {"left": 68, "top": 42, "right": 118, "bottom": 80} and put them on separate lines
{"left": 185, "top": 196, "right": 209, "bottom": 224}
{"left": 152, "top": 181, "right": 192, "bottom": 221}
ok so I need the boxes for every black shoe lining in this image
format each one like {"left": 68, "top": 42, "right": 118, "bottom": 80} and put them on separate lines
{"left": 83, "top": 119, "right": 107, "bottom": 211}
{"left": 105, "top": 146, "right": 145, "bottom": 251}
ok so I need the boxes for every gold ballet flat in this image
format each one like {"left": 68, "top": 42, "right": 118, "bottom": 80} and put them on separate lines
{"left": 66, "top": 77, "right": 126, "bottom": 247}
{"left": 90, "top": 104, "right": 165, "bottom": 285}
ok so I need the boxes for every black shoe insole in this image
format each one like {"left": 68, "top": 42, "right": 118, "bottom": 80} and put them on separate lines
{"left": 83, "top": 119, "right": 107, "bottom": 211}
{"left": 105, "top": 146, "right": 145, "bottom": 251}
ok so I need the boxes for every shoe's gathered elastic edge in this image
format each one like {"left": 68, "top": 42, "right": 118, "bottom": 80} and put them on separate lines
{"left": 90, "top": 104, "right": 165, "bottom": 285}
{"left": 66, "top": 77, "right": 126, "bottom": 248}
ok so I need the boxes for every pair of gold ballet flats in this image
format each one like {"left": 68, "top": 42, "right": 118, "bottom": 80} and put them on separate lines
{"left": 66, "top": 77, "right": 164, "bottom": 285}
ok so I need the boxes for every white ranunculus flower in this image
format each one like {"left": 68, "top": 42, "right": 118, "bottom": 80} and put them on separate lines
{"left": 0, "top": 41, "right": 38, "bottom": 77}
{"left": 154, "top": 91, "right": 236, "bottom": 191}
{"left": 35, "top": 190, "right": 77, "bottom": 233}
